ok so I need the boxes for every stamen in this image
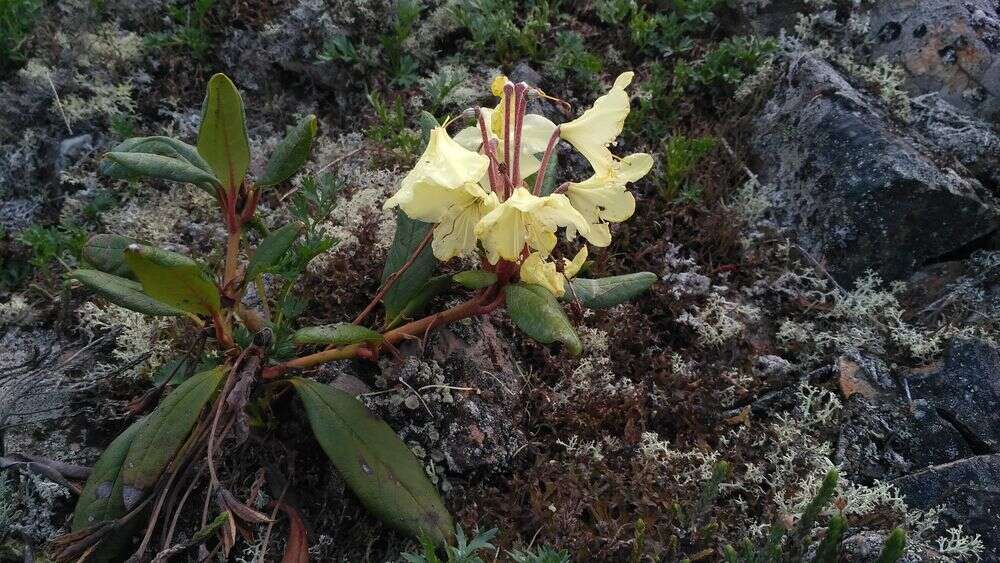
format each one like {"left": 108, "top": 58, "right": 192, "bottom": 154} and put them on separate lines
{"left": 476, "top": 108, "right": 504, "bottom": 196}
{"left": 511, "top": 83, "right": 529, "bottom": 190}
{"left": 533, "top": 126, "right": 561, "bottom": 196}
{"left": 503, "top": 83, "right": 514, "bottom": 185}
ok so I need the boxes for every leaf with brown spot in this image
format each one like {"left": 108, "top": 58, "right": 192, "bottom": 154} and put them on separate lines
{"left": 291, "top": 377, "right": 453, "bottom": 544}
{"left": 121, "top": 368, "right": 225, "bottom": 507}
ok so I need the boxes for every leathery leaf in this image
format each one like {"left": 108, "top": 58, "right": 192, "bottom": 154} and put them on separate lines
{"left": 82, "top": 234, "right": 139, "bottom": 278}
{"left": 293, "top": 323, "right": 383, "bottom": 347}
{"left": 197, "top": 73, "right": 250, "bottom": 192}
{"left": 564, "top": 272, "right": 657, "bottom": 310}
{"left": 72, "top": 419, "right": 147, "bottom": 531}
{"left": 124, "top": 244, "right": 220, "bottom": 316}
{"left": 69, "top": 269, "right": 185, "bottom": 317}
{"left": 381, "top": 211, "right": 436, "bottom": 323}
{"left": 505, "top": 283, "right": 582, "bottom": 355}
{"left": 120, "top": 368, "right": 225, "bottom": 510}
{"left": 257, "top": 114, "right": 318, "bottom": 188}
{"left": 245, "top": 222, "right": 302, "bottom": 280}
{"left": 291, "top": 377, "right": 453, "bottom": 544}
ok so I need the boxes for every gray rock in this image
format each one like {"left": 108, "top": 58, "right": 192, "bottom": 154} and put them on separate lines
{"left": 737, "top": 0, "right": 808, "bottom": 37}
{"left": 371, "top": 317, "right": 526, "bottom": 477}
{"left": 0, "top": 198, "right": 41, "bottom": 234}
{"left": 910, "top": 94, "right": 1000, "bottom": 195}
{"left": 838, "top": 339, "right": 1000, "bottom": 484}
{"left": 55, "top": 134, "right": 93, "bottom": 175}
{"left": 836, "top": 354, "right": 973, "bottom": 482}
{"left": 868, "top": 0, "right": 1000, "bottom": 122}
{"left": 751, "top": 54, "right": 1000, "bottom": 284}
{"left": 425, "top": 318, "right": 525, "bottom": 475}
{"left": 892, "top": 455, "right": 1000, "bottom": 557}
{"left": 908, "top": 338, "right": 1000, "bottom": 454}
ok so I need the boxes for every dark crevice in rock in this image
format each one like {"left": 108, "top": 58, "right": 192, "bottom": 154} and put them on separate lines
{"left": 934, "top": 407, "right": 996, "bottom": 455}
{"left": 923, "top": 227, "right": 1000, "bottom": 265}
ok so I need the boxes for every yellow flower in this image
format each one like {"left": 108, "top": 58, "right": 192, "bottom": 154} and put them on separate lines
{"left": 454, "top": 104, "right": 556, "bottom": 184}
{"left": 519, "top": 246, "right": 587, "bottom": 296}
{"left": 384, "top": 127, "right": 489, "bottom": 217}
{"left": 383, "top": 127, "right": 496, "bottom": 260}
{"left": 559, "top": 71, "right": 635, "bottom": 175}
{"left": 565, "top": 152, "right": 653, "bottom": 247}
{"left": 475, "top": 187, "right": 590, "bottom": 264}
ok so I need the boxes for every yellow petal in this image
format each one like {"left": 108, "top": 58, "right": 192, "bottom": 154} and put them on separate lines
{"left": 432, "top": 190, "right": 498, "bottom": 261}
{"left": 565, "top": 246, "right": 588, "bottom": 279}
{"left": 453, "top": 126, "right": 484, "bottom": 151}
{"left": 411, "top": 127, "right": 489, "bottom": 190}
{"left": 475, "top": 188, "right": 591, "bottom": 263}
{"left": 619, "top": 152, "right": 653, "bottom": 182}
{"left": 476, "top": 202, "right": 524, "bottom": 263}
{"left": 521, "top": 113, "right": 557, "bottom": 154}
{"left": 519, "top": 252, "right": 565, "bottom": 295}
{"left": 559, "top": 71, "right": 635, "bottom": 174}
{"left": 385, "top": 127, "right": 490, "bottom": 224}
{"left": 491, "top": 75, "right": 509, "bottom": 97}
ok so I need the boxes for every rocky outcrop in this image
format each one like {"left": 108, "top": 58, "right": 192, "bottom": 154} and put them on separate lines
{"left": 751, "top": 54, "right": 1000, "bottom": 284}
{"left": 868, "top": 0, "right": 1000, "bottom": 122}
{"left": 893, "top": 455, "right": 1000, "bottom": 556}
{"left": 838, "top": 339, "right": 1000, "bottom": 480}
{"left": 836, "top": 339, "right": 1000, "bottom": 557}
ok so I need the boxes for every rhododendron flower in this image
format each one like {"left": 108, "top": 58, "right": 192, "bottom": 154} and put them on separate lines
{"left": 475, "top": 187, "right": 589, "bottom": 264}
{"left": 565, "top": 153, "right": 654, "bottom": 246}
{"left": 519, "top": 246, "right": 587, "bottom": 296}
{"left": 383, "top": 127, "right": 495, "bottom": 260}
{"left": 383, "top": 69, "right": 652, "bottom": 297}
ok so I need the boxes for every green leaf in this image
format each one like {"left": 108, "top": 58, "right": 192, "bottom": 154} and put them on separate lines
{"left": 506, "top": 283, "right": 582, "bottom": 355}
{"left": 813, "top": 514, "right": 846, "bottom": 563}
{"left": 245, "top": 222, "right": 302, "bottom": 280}
{"left": 257, "top": 115, "right": 318, "bottom": 188}
{"left": 197, "top": 73, "right": 250, "bottom": 191}
{"left": 152, "top": 356, "right": 220, "bottom": 386}
{"left": 104, "top": 152, "right": 222, "bottom": 188}
{"left": 876, "top": 529, "right": 906, "bottom": 563}
{"left": 382, "top": 211, "right": 436, "bottom": 322}
{"left": 539, "top": 147, "right": 559, "bottom": 196}
{"left": 99, "top": 136, "right": 215, "bottom": 179}
{"left": 121, "top": 367, "right": 225, "bottom": 507}
{"left": 564, "top": 272, "right": 657, "bottom": 309}
{"left": 293, "top": 323, "right": 383, "bottom": 346}
{"left": 291, "top": 378, "right": 453, "bottom": 544}
{"left": 384, "top": 274, "right": 450, "bottom": 330}
{"left": 70, "top": 420, "right": 148, "bottom": 563}
{"left": 452, "top": 270, "right": 497, "bottom": 289}
{"left": 124, "top": 245, "right": 220, "bottom": 316}
{"left": 82, "top": 234, "right": 139, "bottom": 278}
{"left": 418, "top": 111, "right": 438, "bottom": 146}
{"left": 72, "top": 419, "right": 147, "bottom": 531}
{"left": 69, "top": 269, "right": 185, "bottom": 317}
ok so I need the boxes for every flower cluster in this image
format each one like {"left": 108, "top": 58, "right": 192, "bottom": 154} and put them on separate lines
{"left": 384, "top": 72, "right": 653, "bottom": 296}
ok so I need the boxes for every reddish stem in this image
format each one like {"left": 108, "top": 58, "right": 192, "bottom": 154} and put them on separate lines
{"left": 262, "top": 291, "right": 496, "bottom": 379}
{"left": 351, "top": 227, "right": 434, "bottom": 327}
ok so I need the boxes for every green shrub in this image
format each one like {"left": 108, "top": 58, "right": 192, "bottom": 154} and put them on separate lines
{"left": 144, "top": 0, "right": 216, "bottom": 59}
{"left": 660, "top": 135, "right": 716, "bottom": 201}
{"left": 0, "top": 0, "right": 42, "bottom": 70}
{"left": 448, "top": 0, "right": 558, "bottom": 64}
{"left": 674, "top": 36, "right": 777, "bottom": 98}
